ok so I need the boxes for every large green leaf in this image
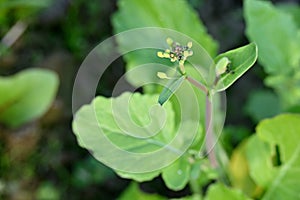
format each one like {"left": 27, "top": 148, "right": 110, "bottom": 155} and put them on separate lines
{"left": 205, "top": 183, "right": 252, "bottom": 200}
{"left": 73, "top": 92, "right": 200, "bottom": 185}
{"left": 0, "top": 68, "right": 59, "bottom": 127}
{"left": 94, "top": 93, "right": 175, "bottom": 153}
{"left": 213, "top": 43, "right": 258, "bottom": 92}
{"left": 254, "top": 114, "right": 300, "bottom": 200}
{"left": 162, "top": 156, "right": 191, "bottom": 191}
{"left": 244, "top": 0, "right": 300, "bottom": 75}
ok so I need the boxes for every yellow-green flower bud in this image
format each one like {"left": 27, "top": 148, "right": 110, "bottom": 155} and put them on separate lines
{"left": 215, "top": 57, "right": 231, "bottom": 77}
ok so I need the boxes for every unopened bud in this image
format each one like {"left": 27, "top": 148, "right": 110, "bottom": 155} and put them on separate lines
{"left": 157, "top": 72, "right": 169, "bottom": 79}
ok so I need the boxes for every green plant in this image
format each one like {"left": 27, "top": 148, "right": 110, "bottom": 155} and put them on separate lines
{"left": 72, "top": 0, "right": 261, "bottom": 199}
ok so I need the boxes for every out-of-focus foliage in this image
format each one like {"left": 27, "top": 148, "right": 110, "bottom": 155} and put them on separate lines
{"left": 36, "top": 182, "right": 60, "bottom": 200}
{"left": 62, "top": 0, "right": 112, "bottom": 58}
{"left": 71, "top": 156, "right": 115, "bottom": 188}
{"left": 244, "top": 90, "right": 281, "bottom": 123}
{"left": 247, "top": 114, "right": 300, "bottom": 200}
{"left": 0, "top": 0, "right": 52, "bottom": 36}
{"left": 0, "top": 68, "right": 59, "bottom": 127}
{"left": 245, "top": 0, "right": 300, "bottom": 109}
{"left": 118, "top": 183, "right": 165, "bottom": 200}
{"left": 205, "top": 183, "right": 252, "bottom": 200}
{"left": 229, "top": 114, "right": 300, "bottom": 199}
{"left": 228, "top": 140, "right": 258, "bottom": 198}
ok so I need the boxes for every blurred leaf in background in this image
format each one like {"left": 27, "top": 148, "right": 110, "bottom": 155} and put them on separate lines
{"left": 118, "top": 183, "right": 165, "bottom": 200}
{"left": 0, "top": 68, "right": 59, "bottom": 127}
{"left": 205, "top": 183, "right": 252, "bottom": 200}
{"left": 221, "top": 125, "right": 251, "bottom": 156}
{"left": 246, "top": 114, "right": 300, "bottom": 200}
{"left": 244, "top": 0, "right": 300, "bottom": 109}
{"left": 36, "top": 182, "right": 60, "bottom": 200}
{"left": 71, "top": 156, "right": 115, "bottom": 188}
{"left": 228, "top": 140, "right": 258, "bottom": 198}
{"left": 244, "top": 90, "right": 281, "bottom": 123}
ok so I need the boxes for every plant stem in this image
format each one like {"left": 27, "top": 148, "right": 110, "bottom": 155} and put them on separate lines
{"left": 185, "top": 76, "right": 208, "bottom": 94}
{"left": 205, "top": 95, "right": 218, "bottom": 168}
{"left": 189, "top": 178, "right": 202, "bottom": 196}
{"left": 186, "top": 76, "right": 218, "bottom": 168}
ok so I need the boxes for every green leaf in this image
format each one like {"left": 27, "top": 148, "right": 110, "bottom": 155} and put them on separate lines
{"left": 112, "top": 0, "right": 217, "bottom": 92}
{"left": 228, "top": 141, "right": 258, "bottom": 198}
{"left": 162, "top": 156, "right": 191, "bottom": 191}
{"left": 116, "top": 170, "right": 160, "bottom": 182}
{"left": 36, "top": 182, "right": 60, "bottom": 200}
{"left": 278, "top": 3, "right": 300, "bottom": 29}
{"left": 264, "top": 72, "right": 300, "bottom": 108}
{"left": 255, "top": 114, "right": 300, "bottom": 200}
{"left": 205, "top": 183, "right": 252, "bottom": 200}
{"left": 73, "top": 92, "right": 194, "bottom": 170}
{"left": 158, "top": 76, "right": 185, "bottom": 105}
{"left": 173, "top": 194, "right": 203, "bottom": 200}
{"left": 73, "top": 92, "right": 201, "bottom": 188}
{"left": 244, "top": 0, "right": 300, "bottom": 74}
{"left": 0, "top": 68, "right": 59, "bottom": 127}
{"left": 244, "top": 90, "right": 282, "bottom": 123}
{"left": 245, "top": 135, "right": 275, "bottom": 188}
{"left": 213, "top": 43, "right": 258, "bottom": 92}
{"left": 118, "top": 183, "right": 166, "bottom": 200}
